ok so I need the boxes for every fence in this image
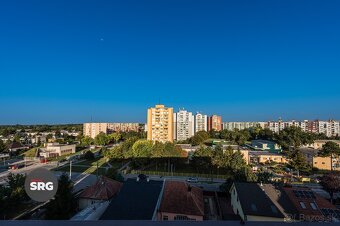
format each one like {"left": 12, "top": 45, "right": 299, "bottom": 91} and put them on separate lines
{"left": 130, "top": 170, "right": 228, "bottom": 179}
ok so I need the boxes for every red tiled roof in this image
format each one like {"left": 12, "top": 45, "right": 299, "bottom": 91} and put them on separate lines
{"left": 159, "top": 181, "right": 204, "bottom": 216}
{"left": 79, "top": 176, "right": 123, "bottom": 200}
{"left": 8, "top": 141, "right": 24, "bottom": 149}
{"left": 283, "top": 187, "right": 337, "bottom": 219}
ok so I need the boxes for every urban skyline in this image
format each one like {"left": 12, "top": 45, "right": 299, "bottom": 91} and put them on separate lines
{"left": 0, "top": 102, "right": 339, "bottom": 125}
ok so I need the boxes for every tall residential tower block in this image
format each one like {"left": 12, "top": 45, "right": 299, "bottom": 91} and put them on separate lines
{"left": 147, "top": 104, "right": 174, "bottom": 143}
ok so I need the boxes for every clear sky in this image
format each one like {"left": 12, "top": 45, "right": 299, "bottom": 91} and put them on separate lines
{"left": 0, "top": 0, "right": 339, "bottom": 124}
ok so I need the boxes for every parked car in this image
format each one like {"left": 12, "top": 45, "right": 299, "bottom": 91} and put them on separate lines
{"left": 187, "top": 177, "right": 199, "bottom": 183}
{"left": 138, "top": 174, "right": 147, "bottom": 181}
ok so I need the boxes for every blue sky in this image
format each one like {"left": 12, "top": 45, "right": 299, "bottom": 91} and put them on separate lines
{"left": 0, "top": 0, "right": 339, "bottom": 124}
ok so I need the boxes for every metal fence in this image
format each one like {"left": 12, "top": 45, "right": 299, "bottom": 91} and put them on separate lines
{"left": 130, "top": 170, "right": 228, "bottom": 179}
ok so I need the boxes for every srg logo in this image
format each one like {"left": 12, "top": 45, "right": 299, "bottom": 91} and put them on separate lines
{"left": 25, "top": 168, "right": 58, "bottom": 202}
{"left": 30, "top": 180, "right": 54, "bottom": 191}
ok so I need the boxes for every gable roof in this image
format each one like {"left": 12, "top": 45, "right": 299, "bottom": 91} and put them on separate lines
{"left": 8, "top": 141, "right": 24, "bottom": 149}
{"left": 79, "top": 176, "right": 122, "bottom": 200}
{"left": 100, "top": 179, "right": 163, "bottom": 220}
{"left": 283, "top": 186, "right": 338, "bottom": 219}
{"left": 233, "top": 182, "right": 285, "bottom": 219}
{"left": 159, "top": 181, "right": 204, "bottom": 216}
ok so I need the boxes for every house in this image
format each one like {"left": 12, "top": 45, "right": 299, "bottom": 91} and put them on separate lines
{"left": 248, "top": 140, "right": 282, "bottom": 153}
{"left": 222, "top": 145, "right": 249, "bottom": 164}
{"left": 158, "top": 181, "right": 204, "bottom": 221}
{"left": 7, "top": 141, "right": 29, "bottom": 153}
{"left": 249, "top": 151, "right": 288, "bottom": 164}
{"left": 229, "top": 182, "right": 288, "bottom": 222}
{"left": 100, "top": 179, "right": 163, "bottom": 220}
{"left": 283, "top": 186, "right": 340, "bottom": 222}
{"left": 38, "top": 143, "right": 76, "bottom": 158}
{"left": 303, "top": 140, "right": 340, "bottom": 150}
{"left": 78, "top": 176, "right": 123, "bottom": 210}
{"left": 300, "top": 148, "right": 340, "bottom": 171}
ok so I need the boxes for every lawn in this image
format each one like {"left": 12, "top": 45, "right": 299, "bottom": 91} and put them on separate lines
{"left": 54, "top": 157, "right": 123, "bottom": 175}
{"left": 141, "top": 161, "right": 232, "bottom": 178}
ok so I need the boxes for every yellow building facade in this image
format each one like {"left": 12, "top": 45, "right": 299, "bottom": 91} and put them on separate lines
{"left": 147, "top": 104, "right": 174, "bottom": 143}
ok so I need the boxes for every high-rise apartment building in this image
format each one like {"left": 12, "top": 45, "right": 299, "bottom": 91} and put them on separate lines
{"left": 173, "top": 109, "right": 194, "bottom": 141}
{"left": 207, "top": 115, "right": 222, "bottom": 131}
{"left": 83, "top": 123, "right": 108, "bottom": 138}
{"left": 147, "top": 104, "right": 174, "bottom": 143}
{"left": 194, "top": 112, "right": 208, "bottom": 133}
{"left": 267, "top": 119, "right": 340, "bottom": 137}
{"left": 223, "top": 122, "right": 266, "bottom": 131}
{"left": 107, "top": 123, "right": 141, "bottom": 133}
{"left": 83, "top": 122, "right": 142, "bottom": 138}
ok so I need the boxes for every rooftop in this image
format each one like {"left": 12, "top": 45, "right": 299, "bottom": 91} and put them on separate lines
{"left": 233, "top": 182, "right": 285, "bottom": 219}
{"left": 79, "top": 176, "right": 123, "bottom": 201}
{"left": 100, "top": 179, "right": 163, "bottom": 220}
{"left": 283, "top": 186, "right": 339, "bottom": 220}
{"left": 159, "top": 181, "right": 204, "bottom": 216}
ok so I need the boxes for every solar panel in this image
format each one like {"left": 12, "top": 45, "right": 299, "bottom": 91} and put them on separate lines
{"left": 292, "top": 190, "right": 315, "bottom": 199}
{"left": 321, "top": 208, "right": 340, "bottom": 220}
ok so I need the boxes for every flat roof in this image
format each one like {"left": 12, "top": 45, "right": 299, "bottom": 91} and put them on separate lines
{"left": 100, "top": 179, "right": 163, "bottom": 220}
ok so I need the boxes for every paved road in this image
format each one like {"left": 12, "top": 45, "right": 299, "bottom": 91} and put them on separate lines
{"left": 0, "top": 162, "right": 56, "bottom": 185}
{"left": 0, "top": 161, "right": 98, "bottom": 192}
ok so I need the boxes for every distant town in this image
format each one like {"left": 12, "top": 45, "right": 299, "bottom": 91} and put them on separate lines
{"left": 0, "top": 104, "right": 339, "bottom": 222}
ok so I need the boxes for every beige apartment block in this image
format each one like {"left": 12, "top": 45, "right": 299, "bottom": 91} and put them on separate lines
{"left": 147, "top": 104, "right": 174, "bottom": 143}
{"left": 83, "top": 123, "right": 108, "bottom": 138}
{"left": 107, "top": 123, "right": 140, "bottom": 132}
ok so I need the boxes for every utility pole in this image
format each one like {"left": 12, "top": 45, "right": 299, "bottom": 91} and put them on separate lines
{"left": 69, "top": 160, "right": 72, "bottom": 179}
{"left": 96, "top": 161, "right": 99, "bottom": 179}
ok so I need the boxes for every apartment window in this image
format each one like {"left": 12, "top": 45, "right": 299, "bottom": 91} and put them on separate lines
{"left": 300, "top": 202, "right": 306, "bottom": 209}
{"left": 163, "top": 216, "right": 168, "bottom": 221}
{"left": 310, "top": 203, "right": 317, "bottom": 210}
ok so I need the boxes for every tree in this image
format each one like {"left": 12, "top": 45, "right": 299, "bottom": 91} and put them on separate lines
{"left": 84, "top": 150, "right": 95, "bottom": 160}
{"left": 131, "top": 140, "right": 153, "bottom": 158}
{"left": 288, "top": 149, "right": 309, "bottom": 175}
{"left": 190, "top": 131, "right": 210, "bottom": 146}
{"left": 0, "top": 185, "right": 11, "bottom": 218}
{"left": 192, "top": 146, "right": 213, "bottom": 171}
{"left": 151, "top": 141, "right": 165, "bottom": 158}
{"left": 106, "top": 168, "right": 124, "bottom": 182}
{"left": 122, "top": 137, "right": 139, "bottom": 158}
{"left": 6, "top": 173, "right": 28, "bottom": 204}
{"left": 104, "top": 145, "right": 124, "bottom": 159}
{"left": 217, "top": 146, "right": 247, "bottom": 172}
{"left": 109, "top": 132, "right": 122, "bottom": 144}
{"left": 257, "top": 169, "right": 274, "bottom": 183}
{"left": 318, "top": 141, "right": 340, "bottom": 171}
{"left": 321, "top": 173, "right": 340, "bottom": 204}
{"left": 163, "top": 142, "right": 184, "bottom": 157}
{"left": 45, "top": 173, "right": 77, "bottom": 220}
{"left": 274, "top": 126, "right": 314, "bottom": 152}
{"left": 0, "top": 140, "right": 6, "bottom": 153}
{"left": 81, "top": 136, "right": 94, "bottom": 146}
{"left": 94, "top": 132, "right": 110, "bottom": 146}
{"left": 7, "top": 173, "right": 26, "bottom": 191}
{"left": 234, "top": 167, "right": 257, "bottom": 182}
